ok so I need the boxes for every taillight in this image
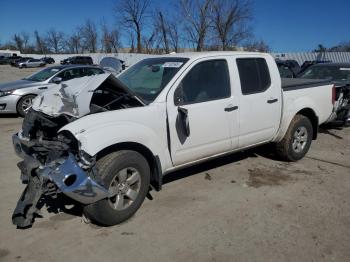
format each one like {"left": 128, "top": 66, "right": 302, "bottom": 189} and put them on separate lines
{"left": 332, "top": 85, "right": 336, "bottom": 105}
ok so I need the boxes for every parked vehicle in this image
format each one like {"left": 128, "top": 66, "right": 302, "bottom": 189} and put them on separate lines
{"left": 41, "top": 57, "right": 55, "bottom": 64}
{"left": 0, "top": 65, "right": 105, "bottom": 116}
{"left": 11, "top": 57, "right": 33, "bottom": 67}
{"left": 276, "top": 59, "right": 301, "bottom": 78}
{"left": 298, "top": 60, "right": 331, "bottom": 75}
{"left": 18, "top": 58, "right": 46, "bottom": 68}
{"left": 60, "top": 56, "right": 93, "bottom": 65}
{"left": 11, "top": 52, "right": 335, "bottom": 228}
{"left": 6, "top": 56, "right": 23, "bottom": 65}
{"left": 0, "top": 56, "right": 7, "bottom": 65}
{"left": 298, "top": 63, "right": 350, "bottom": 126}
{"left": 100, "top": 57, "right": 126, "bottom": 75}
{"left": 276, "top": 60, "right": 297, "bottom": 78}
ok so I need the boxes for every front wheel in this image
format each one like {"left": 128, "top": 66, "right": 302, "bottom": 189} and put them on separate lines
{"left": 17, "top": 95, "right": 36, "bottom": 117}
{"left": 275, "top": 115, "right": 313, "bottom": 161}
{"left": 83, "top": 150, "right": 150, "bottom": 226}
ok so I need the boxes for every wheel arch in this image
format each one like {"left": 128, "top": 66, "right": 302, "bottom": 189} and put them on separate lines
{"left": 296, "top": 108, "right": 319, "bottom": 140}
{"left": 96, "top": 142, "right": 163, "bottom": 191}
{"left": 16, "top": 93, "right": 37, "bottom": 114}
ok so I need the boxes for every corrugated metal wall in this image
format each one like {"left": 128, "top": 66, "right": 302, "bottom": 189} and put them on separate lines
{"left": 21, "top": 52, "right": 350, "bottom": 67}
{"left": 272, "top": 52, "right": 350, "bottom": 65}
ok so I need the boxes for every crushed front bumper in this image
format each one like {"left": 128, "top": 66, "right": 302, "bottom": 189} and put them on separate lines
{"left": 12, "top": 133, "right": 109, "bottom": 228}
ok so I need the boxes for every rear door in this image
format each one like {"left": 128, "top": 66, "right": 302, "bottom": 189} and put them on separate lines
{"left": 167, "top": 58, "right": 237, "bottom": 166}
{"left": 235, "top": 57, "right": 282, "bottom": 147}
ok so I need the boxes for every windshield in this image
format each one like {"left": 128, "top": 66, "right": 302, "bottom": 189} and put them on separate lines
{"left": 118, "top": 57, "right": 188, "bottom": 103}
{"left": 24, "top": 67, "right": 61, "bottom": 82}
{"left": 299, "top": 65, "right": 350, "bottom": 82}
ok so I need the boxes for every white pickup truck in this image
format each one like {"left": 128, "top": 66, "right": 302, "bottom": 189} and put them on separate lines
{"left": 12, "top": 52, "right": 334, "bottom": 228}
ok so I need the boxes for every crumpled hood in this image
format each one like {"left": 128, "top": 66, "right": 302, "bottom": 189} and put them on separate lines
{"left": 0, "top": 79, "right": 38, "bottom": 91}
{"left": 31, "top": 73, "right": 144, "bottom": 118}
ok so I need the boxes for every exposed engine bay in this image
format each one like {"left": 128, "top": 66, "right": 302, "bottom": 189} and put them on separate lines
{"left": 12, "top": 74, "right": 144, "bottom": 228}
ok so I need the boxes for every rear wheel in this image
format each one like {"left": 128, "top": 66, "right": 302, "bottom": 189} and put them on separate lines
{"left": 17, "top": 95, "right": 36, "bottom": 117}
{"left": 275, "top": 115, "right": 313, "bottom": 161}
{"left": 83, "top": 150, "right": 150, "bottom": 226}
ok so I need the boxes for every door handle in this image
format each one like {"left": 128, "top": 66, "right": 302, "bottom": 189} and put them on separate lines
{"left": 224, "top": 105, "right": 238, "bottom": 112}
{"left": 267, "top": 98, "right": 278, "bottom": 104}
{"left": 38, "top": 86, "right": 48, "bottom": 90}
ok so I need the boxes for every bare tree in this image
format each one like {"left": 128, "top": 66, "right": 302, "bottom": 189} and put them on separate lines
{"left": 244, "top": 40, "right": 270, "bottom": 52}
{"left": 129, "top": 32, "right": 135, "bottom": 53}
{"left": 66, "top": 32, "right": 82, "bottom": 53}
{"left": 109, "top": 29, "right": 121, "bottom": 53}
{"left": 180, "top": 0, "right": 213, "bottom": 51}
{"left": 154, "top": 11, "right": 170, "bottom": 53}
{"left": 168, "top": 21, "right": 180, "bottom": 52}
{"left": 142, "top": 31, "right": 157, "bottom": 53}
{"left": 46, "top": 29, "right": 65, "bottom": 53}
{"left": 13, "top": 34, "right": 24, "bottom": 52}
{"left": 20, "top": 32, "right": 30, "bottom": 52}
{"left": 80, "top": 19, "right": 98, "bottom": 53}
{"left": 116, "top": 0, "right": 151, "bottom": 53}
{"left": 101, "top": 21, "right": 121, "bottom": 53}
{"left": 329, "top": 42, "right": 350, "bottom": 52}
{"left": 211, "top": 0, "right": 251, "bottom": 50}
{"left": 101, "top": 21, "right": 113, "bottom": 53}
{"left": 34, "top": 30, "right": 47, "bottom": 54}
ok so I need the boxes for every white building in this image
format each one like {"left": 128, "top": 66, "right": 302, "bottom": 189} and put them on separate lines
{"left": 0, "top": 49, "right": 21, "bottom": 57}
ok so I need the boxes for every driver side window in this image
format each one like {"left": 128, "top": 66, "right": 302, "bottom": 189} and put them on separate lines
{"left": 174, "top": 60, "right": 231, "bottom": 106}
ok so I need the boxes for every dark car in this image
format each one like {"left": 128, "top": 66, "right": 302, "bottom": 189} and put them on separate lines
{"left": 276, "top": 60, "right": 297, "bottom": 78}
{"left": 276, "top": 59, "right": 301, "bottom": 78}
{"left": 0, "top": 56, "right": 7, "bottom": 65}
{"left": 60, "top": 56, "right": 93, "bottom": 65}
{"left": 299, "top": 63, "right": 350, "bottom": 126}
{"left": 5, "top": 56, "right": 22, "bottom": 65}
{"left": 298, "top": 60, "right": 332, "bottom": 75}
{"left": 41, "top": 57, "right": 55, "bottom": 64}
{"left": 298, "top": 63, "right": 350, "bottom": 82}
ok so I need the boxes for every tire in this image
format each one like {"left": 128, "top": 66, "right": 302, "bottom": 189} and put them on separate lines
{"left": 17, "top": 95, "right": 36, "bottom": 117}
{"left": 275, "top": 115, "right": 313, "bottom": 161}
{"left": 83, "top": 150, "right": 150, "bottom": 226}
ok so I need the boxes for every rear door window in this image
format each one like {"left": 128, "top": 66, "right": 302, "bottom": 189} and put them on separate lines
{"left": 236, "top": 58, "right": 271, "bottom": 95}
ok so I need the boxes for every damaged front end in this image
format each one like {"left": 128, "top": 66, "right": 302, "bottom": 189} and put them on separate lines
{"left": 11, "top": 74, "right": 144, "bottom": 228}
{"left": 12, "top": 111, "right": 109, "bottom": 228}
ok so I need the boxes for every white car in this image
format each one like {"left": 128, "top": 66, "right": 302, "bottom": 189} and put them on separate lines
{"left": 18, "top": 58, "right": 46, "bottom": 68}
{"left": 12, "top": 52, "right": 334, "bottom": 228}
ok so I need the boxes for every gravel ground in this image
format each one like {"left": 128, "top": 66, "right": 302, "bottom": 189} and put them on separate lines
{"left": 0, "top": 65, "right": 349, "bottom": 262}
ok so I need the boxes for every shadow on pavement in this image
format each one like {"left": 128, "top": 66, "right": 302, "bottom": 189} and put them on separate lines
{"left": 0, "top": 113, "right": 19, "bottom": 118}
{"left": 163, "top": 144, "right": 280, "bottom": 185}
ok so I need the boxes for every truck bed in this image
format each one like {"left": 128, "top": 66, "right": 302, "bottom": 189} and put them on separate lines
{"left": 282, "top": 78, "right": 331, "bottom": 91}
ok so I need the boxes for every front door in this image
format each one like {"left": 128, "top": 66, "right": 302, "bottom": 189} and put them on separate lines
{"left": 166, "top": 59, "right": 236, "bottom": 166}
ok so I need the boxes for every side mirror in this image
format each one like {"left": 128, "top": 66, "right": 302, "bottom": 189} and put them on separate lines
{"left": 52, "top": 77, "right": 62, "bottom": 84}
{"left": 177, "top": 107, "right": 190, "bottom": 137}
{"left": 174, "top": 84, "right": 184, "bottom": 106}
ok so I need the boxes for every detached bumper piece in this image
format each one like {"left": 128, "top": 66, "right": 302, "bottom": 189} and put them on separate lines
{"left": 12, "top": 134, "right": 109, "bottom": 228}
